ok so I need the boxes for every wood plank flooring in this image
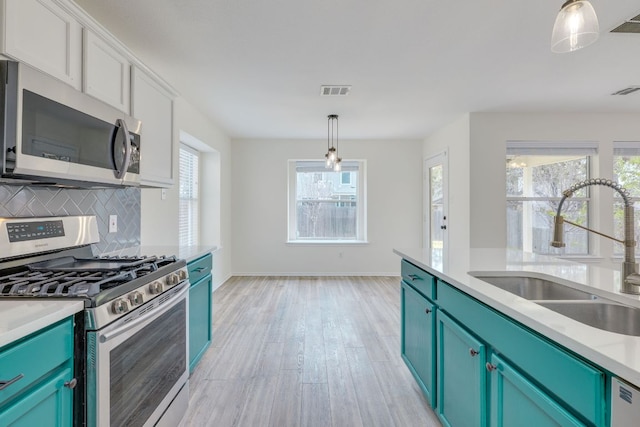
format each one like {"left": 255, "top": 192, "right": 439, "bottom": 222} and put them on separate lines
{"left": 180, "top": 276, "right": 441, "bottom": 427}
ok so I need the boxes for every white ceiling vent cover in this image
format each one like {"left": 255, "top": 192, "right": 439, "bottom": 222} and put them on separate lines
{"left": 612, "top": 86, "right": 640, "bottom": 96}
{"left": 320, "top": 85, "right": 352, "bottom": 96}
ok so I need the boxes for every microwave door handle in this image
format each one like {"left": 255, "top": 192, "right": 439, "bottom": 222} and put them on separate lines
{"left": 113, "top": 119, "right": 131, "bottom": 179}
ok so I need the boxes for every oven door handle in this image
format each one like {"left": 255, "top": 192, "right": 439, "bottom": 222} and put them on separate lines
{"left": 99, "top": 282, "right": 189, "bottom": 343}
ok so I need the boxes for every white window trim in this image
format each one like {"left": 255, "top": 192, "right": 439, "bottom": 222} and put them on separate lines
{"left": 287, "top": 159, "right": 368, "bottom": 244}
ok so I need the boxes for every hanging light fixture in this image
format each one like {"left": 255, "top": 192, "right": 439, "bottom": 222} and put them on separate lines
{"left": 325, "top": 114, "right": 342, "bottom": 171}
{"left": 551, "top": 0, "right": 599, "bottom": 53}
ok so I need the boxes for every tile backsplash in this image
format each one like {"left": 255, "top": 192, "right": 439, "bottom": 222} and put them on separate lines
{"left": 0, "top": 184, "right": 140, "bottom": 254}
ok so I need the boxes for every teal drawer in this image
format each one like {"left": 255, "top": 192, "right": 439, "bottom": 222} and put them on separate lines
{"left": 188, "top": 253, "right": 212, "bottom": 284}
{"left": 401, "top": 260, "right": 436, "bottom": 300}
{"left": 0, "top": 318, "right": 74, "bottom": 407}
{"left": 437, "top": 281, "right": 605, "bottom": 426}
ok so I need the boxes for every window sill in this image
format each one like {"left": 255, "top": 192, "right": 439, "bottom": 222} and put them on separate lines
{"left": 554, "top": 255, "right": 604, "bottom": 263}
{"left": 286, "top": 240, "right": 369, "bottom": 246}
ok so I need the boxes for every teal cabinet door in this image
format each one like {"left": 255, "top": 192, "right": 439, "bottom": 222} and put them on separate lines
{"left": 189, "top": 273, "right": 212, "bottom": 372}
{"left": 488, "top": 353, "right": 584, "bottom": 427}
{"left": 437, "top": 310, "right": 487, "bottom": 427}
{"left": 401, "top": 281, "right": 436, "bottom": 407}
{"left": 0, "top": 366, "right": 73, "bottom": 427}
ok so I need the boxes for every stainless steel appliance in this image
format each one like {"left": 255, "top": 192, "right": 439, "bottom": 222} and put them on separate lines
{"left": 0, "top": 60, "right": 141, "bottom": 187}
{"left": 0, "top": 216, "right": 189, "bottom": 426}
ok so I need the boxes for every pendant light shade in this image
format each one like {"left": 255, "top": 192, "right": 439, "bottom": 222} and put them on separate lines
{"left": 551, "top": 0, "right": 599, "bottom": 53}
{"left": 324, "top": 115, "right": 340, "bottom": 170}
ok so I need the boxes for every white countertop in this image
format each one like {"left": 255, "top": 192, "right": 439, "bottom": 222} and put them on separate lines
{"left": 102, "top": 245, "right": 217, "bottom": 263}
{"left": 394, "top": 247, "right": 640, "bottom": 387}
{"left": 0, "top": 300, "right": 84, "bottom": 348}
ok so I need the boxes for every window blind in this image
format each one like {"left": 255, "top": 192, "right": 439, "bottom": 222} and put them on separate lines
{"left": 179, "top": 145, "right": 199, "bottom": 246}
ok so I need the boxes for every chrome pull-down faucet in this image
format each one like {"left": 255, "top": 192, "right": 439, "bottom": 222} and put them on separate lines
{"left": 551, "top": 178, "right": 640, "bottom": 295}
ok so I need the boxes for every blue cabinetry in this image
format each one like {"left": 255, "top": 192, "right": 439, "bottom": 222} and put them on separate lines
{"left": 0, "top": 318, "right": 75, "bottom": 426}
{"left": 188, "top": 253, "right": 213, "bottom": 373}
{"left": 399, "top": 259, "right": 606, "bottom": 427}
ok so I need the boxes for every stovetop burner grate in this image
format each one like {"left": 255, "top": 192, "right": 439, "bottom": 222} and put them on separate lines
{"left": 0, "top": 255, "right": 178, "bottom": 298}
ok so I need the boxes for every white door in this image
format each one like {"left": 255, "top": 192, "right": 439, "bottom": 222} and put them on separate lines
{"left": 424, "top": 152, "right": 448, "bottom": 271}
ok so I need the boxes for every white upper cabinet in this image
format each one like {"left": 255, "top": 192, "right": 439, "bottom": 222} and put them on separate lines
{"left": 0, "top": 0, "right": 82, "bottom": 89}
{"left": 83, "top": 29, "right": 130, "bottom": 114}
{"left": 132, "top": 67, "right": 175, "bottom": 187}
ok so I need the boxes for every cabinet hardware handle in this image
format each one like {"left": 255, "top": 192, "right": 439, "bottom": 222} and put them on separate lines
{"left": 64, "top": 378, "right": 77, "bottom": 389}
{"left": 485, "top": 363, "right": 497, "bottom": 372}
{"left": 425, "top": 308, "right": 432, "bottom": 314}
{"left": 408, "top": 274, "right": 420, "bottom": 281}
{"left": 193, "top": 267, "right": 205, "bottom": 273}
{"left": 440, "top": 225, "right": 447, "bottom": 230}
{"left": 0, "top": 374, "right": 24, "bottom": 390}
{"left": 469, "top": 348, "right": 479, "bottom": 357}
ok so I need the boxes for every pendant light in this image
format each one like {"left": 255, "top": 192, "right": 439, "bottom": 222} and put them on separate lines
{"left": 324, "top": 114, "right": 342, "bottom": 171}
{"left": 551, "top": 0, "right": 599, "bottom": 53}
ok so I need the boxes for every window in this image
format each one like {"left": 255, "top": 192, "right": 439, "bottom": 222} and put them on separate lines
{"left": 288, "top": 160, "right": 366, "bottom": 242}
{"left": 179, "top": 145, "right": 199, "bottom": 246}
{"left": 613, "top": 144, "right": 640, "bottom": 255}
{"left": 506, "top": 143, "right": 596, "bottom": 255}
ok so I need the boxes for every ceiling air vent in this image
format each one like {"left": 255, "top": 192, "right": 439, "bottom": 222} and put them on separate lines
{"left": 612, "top": 86, "right": 640, "bottom": 96}
{"left": 611, "top": 13, "right": 640, "bottom": 34}
{"left": 320, "top": 85, "right": 352, "bottom": 96}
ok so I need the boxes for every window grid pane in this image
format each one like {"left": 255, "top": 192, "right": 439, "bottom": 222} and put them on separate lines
{"left": 506, "top": 153, "right": 590, "bottom": 255}
{"left": 294, "top": 161, "right": 359, "bottom": 240}
{"left": 179, "top": 146, "right": 199, "bottom": 246}
{"left": 613, "top": 152, "right": 640, "bottom": 255}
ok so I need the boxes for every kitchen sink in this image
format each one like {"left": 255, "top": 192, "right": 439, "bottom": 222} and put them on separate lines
{"left": 537, "top": 301, "right": 640, "bottom": 337}
{"left": 470, "top": 274, "right": 597, "bottom": 300}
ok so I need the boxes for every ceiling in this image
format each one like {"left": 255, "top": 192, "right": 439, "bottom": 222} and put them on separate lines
{"left": 73, "top": 0, "right": 640, "bottom": 140}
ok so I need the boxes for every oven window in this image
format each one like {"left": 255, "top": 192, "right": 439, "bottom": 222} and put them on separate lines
{"left": 109, "top": 300, "right": 186, "bottom": 426}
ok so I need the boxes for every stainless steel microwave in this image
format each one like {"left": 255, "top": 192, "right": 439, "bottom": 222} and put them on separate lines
{"left": 0, "top": 60, "right": 141, "bottom": 187}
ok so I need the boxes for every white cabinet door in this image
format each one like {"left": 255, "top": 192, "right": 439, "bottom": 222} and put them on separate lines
{"left": 1, "top": 0, "right": 82, "bottom": 89}
{"left": 131, "top": 67, "right": 174, "bottom": 187}
{"left": 83, "top": 29, "right": 130, "bottom": 113}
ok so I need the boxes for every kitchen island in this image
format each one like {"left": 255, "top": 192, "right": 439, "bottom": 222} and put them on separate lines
{"left": 395, "top": 247, "right": 640, "bottom": 426}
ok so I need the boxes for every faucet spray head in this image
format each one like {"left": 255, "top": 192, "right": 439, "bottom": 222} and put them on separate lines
{"left": 551, "top": 216, "right": 566, "bottom": 248}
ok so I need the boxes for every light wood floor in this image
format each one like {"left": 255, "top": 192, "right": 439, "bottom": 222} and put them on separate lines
{"left": 180, "top": 276, "right": 441, "bottom": 427}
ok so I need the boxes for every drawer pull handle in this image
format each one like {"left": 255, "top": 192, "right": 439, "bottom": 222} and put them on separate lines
{"left": 469, "top": 348, "right": 479, "bottom": 357}
{"left": 192, "top": 267, "right": 205, "bottom": 273}
{"left": 408, "top": 274, "right": 420, "bottom": 281}
{"left": 486, "top": 362, "right": 497, "bottom": 372}
{"left": 0, "top": 374, "right": 24, "bottom": 390}
{"left": 64, "top": 378, "right": 77, "bottom": 389}
{"left": 425, "top": 308, "right": 432, "bottom": 315}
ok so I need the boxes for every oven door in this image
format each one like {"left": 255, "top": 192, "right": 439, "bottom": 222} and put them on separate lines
{"left": 86, "top": 282, "right": 189, "bottom": 427}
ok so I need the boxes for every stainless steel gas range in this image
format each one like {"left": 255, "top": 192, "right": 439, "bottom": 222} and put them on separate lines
{"left": 0, "top": 215, "right": 190, "bottom": 426}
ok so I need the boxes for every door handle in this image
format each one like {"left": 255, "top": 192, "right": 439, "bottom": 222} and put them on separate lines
{"left": 0, "top": 374, "right": 24, "bottom": 390}
{"left": 113, "top": 119, "right": 131, "bottom": 179}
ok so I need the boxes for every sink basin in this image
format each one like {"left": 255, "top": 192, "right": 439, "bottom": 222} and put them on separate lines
{"left": 538, "top": 301, "right": 640, "bottom": 337}
{"left": 470, "top": 274, "right": 597, "bottom": 300}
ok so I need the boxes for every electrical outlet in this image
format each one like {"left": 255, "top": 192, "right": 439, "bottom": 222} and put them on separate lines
{"left": 109, "top": 215, "right": 117, "bottom": 233}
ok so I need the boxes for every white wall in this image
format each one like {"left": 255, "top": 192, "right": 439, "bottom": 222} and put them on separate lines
{"left": 141, "top": 97, "right": 232, "bottom": 289}
{"left": 423, "top": 114, "right": 471, "bottom": 251}
{"left": 469, "top": 112, "right": 640, "bottom": 249}
{"left": 231, "top": 138, "right": 423, "bottom": 275}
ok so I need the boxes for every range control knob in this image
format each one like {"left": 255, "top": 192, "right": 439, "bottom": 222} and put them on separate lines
{"left": 178, "top": 269, "right": 188, "bottom": 281}
{"left": 128, "top": 292, "right": 144, "bottom": 306}
{"left": 166, "top": 274, "right": 179, "bottom": 287}
{"left": 111, "top": 299, "right": 129, "bottom": 315}
{"left": 148, "top": 281, "right": 163, "bottom": 294}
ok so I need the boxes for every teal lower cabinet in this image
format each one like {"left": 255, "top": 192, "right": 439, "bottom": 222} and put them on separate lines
{"left": 399, "top": 258, "right": 607, "bottom": 427}
{"left": 401, "top": 281, "right": 436, "bottom": 407}
{"left": 188, "top": 253, "right": 213, "bottom": 373}
{"left": 437, "top": 310, "right": 487, "bottom": 427}
{"left": 0, "top": 318, "right": 75, "bottom": 427}
{"left": 488, "top": 353, "right": 584, "bottom": 427}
